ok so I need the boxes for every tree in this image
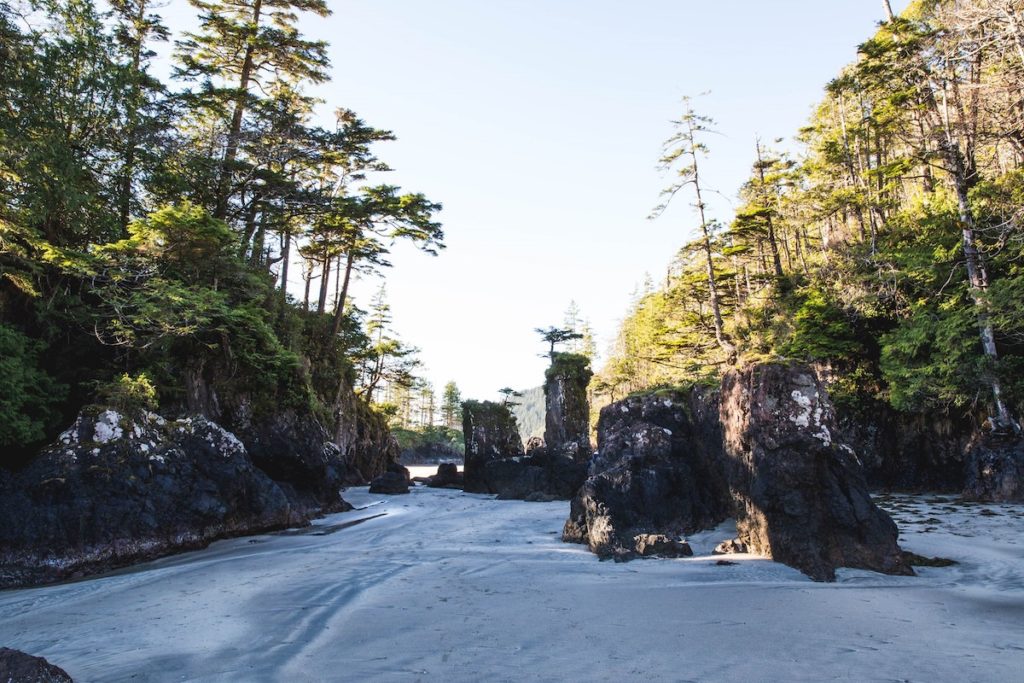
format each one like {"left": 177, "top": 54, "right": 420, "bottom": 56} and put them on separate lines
{"left": 498, "top": 387, "right": 522, "bottom": 407}
{"left": 441, "top": 381, "right": 462, "bottom": 429}
{"left": 650, "top": 96, "right": 736, "bottom": 362}
{"left": 174, "top": 0, "right": 331, "bottom": 220}
{"left": 355, "top": 285, "right": 420, "bottom": 403}
{"left": 109, "top": 0, "right": 170, "bottom": 232}
{"left": 535, "top": 326, "right": 583, "bottom": 359}
{"left": 855, "top": 13, "right": 1019, "bottom": 430}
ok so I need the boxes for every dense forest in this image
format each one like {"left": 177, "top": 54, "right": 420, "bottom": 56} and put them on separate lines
{"left": 0, "top": 0, "right": 444, "bottom": 467}
{"left": 594, "top": 0, "right": 1024, "bottom": 434}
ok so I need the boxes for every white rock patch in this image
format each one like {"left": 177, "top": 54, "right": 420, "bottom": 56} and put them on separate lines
{"left": 789, "top": 391, "right": 812, "bottom": 427}
{"left": 93, "top": 411, "right": 124, "bottom": 444}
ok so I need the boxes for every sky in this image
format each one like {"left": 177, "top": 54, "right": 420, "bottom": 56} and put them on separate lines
{"left": 155, "top": 0, "right": 910, "bottom": 401}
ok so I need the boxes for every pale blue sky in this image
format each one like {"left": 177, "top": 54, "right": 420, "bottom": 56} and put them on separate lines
{"left": 155, "top": 0, "right": 909, "bottom": 401}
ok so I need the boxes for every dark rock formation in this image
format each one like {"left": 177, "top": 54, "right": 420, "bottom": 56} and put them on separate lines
{"left": 564, "top": 362, "right": 915, "bottom": 581}
{"left": 462, "top": 401, "right": 524, "bottom": 493}
{"left": 633, "top": 534, "right": 693, "bottom": 558}
{"left": 0, "top": 408, "right": 304, "bottom": 589}
{"left": 0, "top": 648, "right": 73, "bottom": 682}
{"left": 563, "top": 387, "right": 731, "bottom": 559}
{"left": 460, "top": 400, "right": 586, "bottom": 500}
{"left": 180, "top": 365, "right": 397, "bottom": 489}
{"left": 481, "top": 448, "right": 587, "bottom": 501}
{"left": 720, "top": 362, "right": 913, "bottom": 582}
{"left": 833, "top": 402, "right": 975, "bottom": 491}
{"left": 230, "top": 406, "right": 350, "bottom": 513}
{"left": 427, "top": 462, "right": 464, "bottom": 489}
{"left": 712, "top": 539, "right": 747, "bottom": 555}
{"left": 369, "top": 470, "right": 410, "bottom": 495}
{"left": 544, "top": 353, "right": 593, "bottom": 462}
{"left": 333, "top": 381, "right": 401, "bottom": 484}
{"left": 963, "top": 431, "right": 1024, "bottom": 502}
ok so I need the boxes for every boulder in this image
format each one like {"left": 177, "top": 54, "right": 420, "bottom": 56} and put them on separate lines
{"left": 720, "top": 362, "right": 913, "bottom": 582}
{"left": 427, "top": 463, "right": 464, "bottom": 489}
{"left": 462, "top": 401, "right": 524, "bottom": 493}
{"left": 0, "top": 648, "right": 73, "bottom": 682}
{"left": 633, "top": 534, "right": 693, "bottom": 558}
{"left": 544, "top": 353, "right": 594, "bottom": 462}
{"left": 563, "top": 387, "right": 731, "bottom": 559}
{"left": 0, "top": 408, "right": 303, "bottom": 589}
{"left": 963, "top": 431, "right": 1024, "bottom": 502}
{"left": 368, "top": 470, "right": 410, "bottom": 495}
{"left": 712, "top": 539, "right": 748, "bottom": 555}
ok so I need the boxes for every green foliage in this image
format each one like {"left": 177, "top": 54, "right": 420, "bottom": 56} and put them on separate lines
{"left": 391, "top": 425, "right": 464, "bottom": 457}
{"left": 0, "top": 0, "right": 445, "bottom": 460}
{"left": 597, "top": 5, "right": 1024, "bottom": 426}
{"left": 880, "top": 302, "right": 983, "bottom": 411}
{"left": 545, "top": 353, "right": 593, "bottom": 384}
{"left": 0, "top": 324, "right": 65, "bottom": 454}
{"left": 96, "top": 373, "right": 158, "bottom": 414}
{"left": 777, "top": 287, "right": 864, "bottom": 362}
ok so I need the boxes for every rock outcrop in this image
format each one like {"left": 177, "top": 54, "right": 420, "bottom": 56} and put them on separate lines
{"left": 230, "top": 406, "right": 350, "bottom": 513}
{"left": 0, "top": 408, "right": 304, "bottom": 588}
{"left": 481, "top": 446, "right": 587, "bottom": 501}
{"left": 426, "top": 462, "right": 464, "bottom": 489}
{"left": 544, "top": 353, "right": 593, "bottom": 462}
{"left": 461, "top": 400, "right": 586, "bottom": 499}
{"left": 720, "top": 362, "right": 913, "bottom": 582}
{"left": 0, "top": 648, "right": 74, "bottom": 682}
{"left": 334, "top": 381, "right": 401, "bottom": 484}
{"left": 369, "top": 470, "right": 410, "bottom": 495}
{"left": 462, "top": 401, "right": 524, "bottom": 493}
{"left": 963, "top": 431, "right": 1024, "bottom": 502}
{"left": 564, "top": 362, "right": 914, "bottom": 581}
{"left": 563, "top": 387, "right": 731, "bottom": 559}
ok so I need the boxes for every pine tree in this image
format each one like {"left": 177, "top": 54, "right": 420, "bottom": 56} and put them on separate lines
{"left": 174, "top": 0, "right": 331, "bottom": 220}
{"left": 650, "top": 96, "right": 736, "bottom": 363}
{"left": 441, "top": 381, "right": 462, "bottom": 430}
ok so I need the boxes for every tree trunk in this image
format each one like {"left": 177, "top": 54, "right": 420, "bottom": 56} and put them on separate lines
{"left": 330, "top": 251, "right": 356, "bottom": 338}
{"left": 214, "top": 0, "right": 263, "bottom": 220}
{"left": 756, "top": 140, "right": 785, "bottom": 278}
{"left": 317, "top": 255, "right": 332, "bottom": 315}
{"left": 943, "top": 141, "right": 1017, "bottom": 430}
{"left": 882, "top": 0, "right": 895, "bottom": 22}
{"left": 279, "top": 229, "right": 291, "bottom": 299}
{"left": 117, "top": 0, "right": 150, "bottom": 234}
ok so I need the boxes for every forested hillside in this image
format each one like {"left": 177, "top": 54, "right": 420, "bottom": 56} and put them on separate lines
{"left": 595, "top": 0, "right": 1024, "bottom": 433}
{"left": 0, "top": 0, "right": 442, "bottom": 466}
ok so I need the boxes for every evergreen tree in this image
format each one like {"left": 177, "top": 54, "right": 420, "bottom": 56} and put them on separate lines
{"left": 650, "top": 96, "right": 736, "bottom": 362}
{"left": 441, "top": 381, "right": 462, "bottom": 430}
{"left": 174, "top": 0, "right": 331, "bottom": 220}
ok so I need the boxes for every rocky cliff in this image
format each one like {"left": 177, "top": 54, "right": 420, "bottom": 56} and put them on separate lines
{"left": 0, "top": 370, "right": 399, "bottom": 587}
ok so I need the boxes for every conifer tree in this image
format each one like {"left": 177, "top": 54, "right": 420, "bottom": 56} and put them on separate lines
{"left": 650, "top": 97, "right": 736, "bottom": 362}
{"left": 174, "top": 0, "right": 331, "bottom": 220}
